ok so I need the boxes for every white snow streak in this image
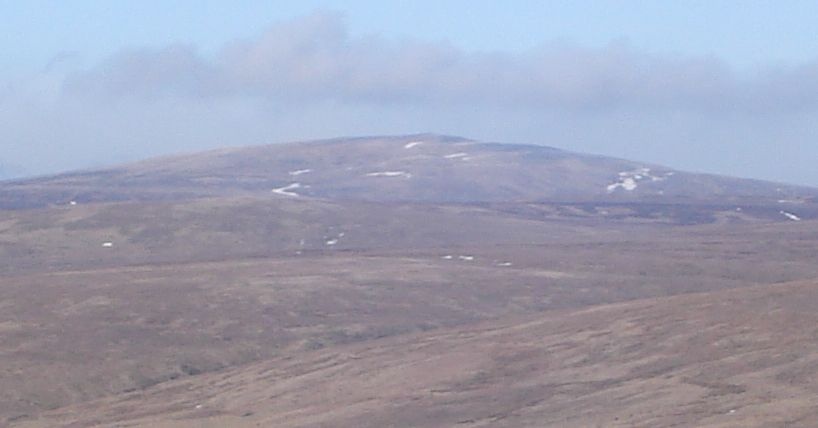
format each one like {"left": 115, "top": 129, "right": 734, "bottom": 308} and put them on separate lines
{"left": 272, "top": 183, "right": 302, "bottom": 197}
{"left": 780, "top": 211, "right": 802, "bottom": 221}
{"left": 607, "top": 177, "right": 637, "bottom": 192}
{"left": 365, "top": 171, "right": 411, "bottom": 178}
{"left": 442, "top": 255, "right": 476, "bottom": 261}
{"left": 288, "top": 169, "right": 312, "bottom": 176}
{"left": 607, "top": 167, "right": 673, "bottom": 193}
{"left": 404, "top": 141, "right": 423, "bottom": 149}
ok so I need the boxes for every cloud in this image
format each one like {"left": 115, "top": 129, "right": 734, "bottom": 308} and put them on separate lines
{"left": 4, "top": 11, "right": 818, "bottom": 185}
{"left": 58, "top": 12, "right": 818, "bottom": 114}
{"left": 65, "top": 45, "right": 220, "bottom": 100}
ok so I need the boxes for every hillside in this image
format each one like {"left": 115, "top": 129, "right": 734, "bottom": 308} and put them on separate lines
{"left": 3, "top": 134, "right": 818, "bottom": 426}
{"left": 3, "top": 134, "right": 817, "bottom": 211}
{"left": 3, "top": 205, "right": 818, "bottom": 424}
{"left": 16, "top": 279, "right": 818, "bottom": 428}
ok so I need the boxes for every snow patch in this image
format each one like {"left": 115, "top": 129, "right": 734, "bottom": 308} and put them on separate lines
{"left": 780, "top": 211, "right": 801, "bottom": 221}
{"left": 607, "top": 178, "right": 637, "bottom": 192}
{"left": 607, "top": 167, "right": 673, "bottom": 193}
{"left": 444, "top": 152, "right": 469, "bottom": 159}
{"left": 101, "top": 242, "right": 113, "bottom": 248}
{"left": 272, "top": 183, "right": 302, "bottom": 197}
{"left": 324, "top": 231, "right": 345, "bottom": 246}
{"left": 288, "top": 169, "right": 311, "bottom": 176}
{"left": 404, "top": 141, "right": 423, "bottom": 149}
{"left": 442, "top": 255, "right": 474, "bottom": 261}
{"left": 365, "top": 171, "right": 411, "bottom": 178}
{"left": 497, "top": 261, "right": 513, "bottom": 267}
{"left": 69, "top": 201, "right": 77, "bottom": 206}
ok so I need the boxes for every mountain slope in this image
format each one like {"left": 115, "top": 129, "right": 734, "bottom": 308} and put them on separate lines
{"left": 17, "top": 279, "right": 818, "bottom": 428}
{"left": 4, "top": 193, "right": 818, "bottom": 423}
{"left": 4, "top": 133, "right": 818, "bottom": 426}
{"left": 2, "top": 134, "right": 816, "bottom": 210}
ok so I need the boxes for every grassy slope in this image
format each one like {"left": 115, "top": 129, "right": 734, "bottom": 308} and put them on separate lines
{"left": 2, "top": 135, "right": 818, "bottom": 425}
{"left": 2, "top": 210, "right": 818, "bottom": 423}
{"left": 17, "top": 279, "right": 818, "bottom": 428}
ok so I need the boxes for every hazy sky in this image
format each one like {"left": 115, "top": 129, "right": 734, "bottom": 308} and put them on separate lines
{"left": 4, "top": 1, "right": 818, "bottom": 185}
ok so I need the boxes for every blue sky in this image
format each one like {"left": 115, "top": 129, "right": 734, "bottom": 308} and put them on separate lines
{"left": 3, "top": 1, "right": 818, "bottom": 185}
{"left": 6, "top": 0, "right": 818, "bottom": 74}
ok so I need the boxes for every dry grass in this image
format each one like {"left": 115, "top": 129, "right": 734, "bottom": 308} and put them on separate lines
{"left": 2, "top": 214, "right": 818, "bottom": 424}
{"left": 1, "top": 140, "right": 818, "bottom": 427}
{"left": 16, "top": 280, "right": 818, "bottom": 428}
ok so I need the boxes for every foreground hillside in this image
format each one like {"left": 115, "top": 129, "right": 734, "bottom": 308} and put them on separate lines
{"left": 3, "top": 211, "right": 818, "bottom": 425}
{"left": 17, "top": 279, "right": 818, "bottom": 428}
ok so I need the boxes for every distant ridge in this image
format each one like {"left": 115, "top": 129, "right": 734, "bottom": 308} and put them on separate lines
{"left": 1, "top": 134, "right": 816, "bottom": 212}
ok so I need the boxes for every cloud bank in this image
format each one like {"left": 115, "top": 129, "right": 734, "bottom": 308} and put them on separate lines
{"left": 4, "top": 12, "right": 818, "bottom": 185}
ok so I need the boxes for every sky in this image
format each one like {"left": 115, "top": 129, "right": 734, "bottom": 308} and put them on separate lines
{"left": 3, "top": 1, "right": 818, "bottom": 185}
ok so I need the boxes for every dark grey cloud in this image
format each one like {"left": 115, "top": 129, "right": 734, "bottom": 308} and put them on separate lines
{"left": 4, "top": 11, "right": 818, "bottom": 185}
